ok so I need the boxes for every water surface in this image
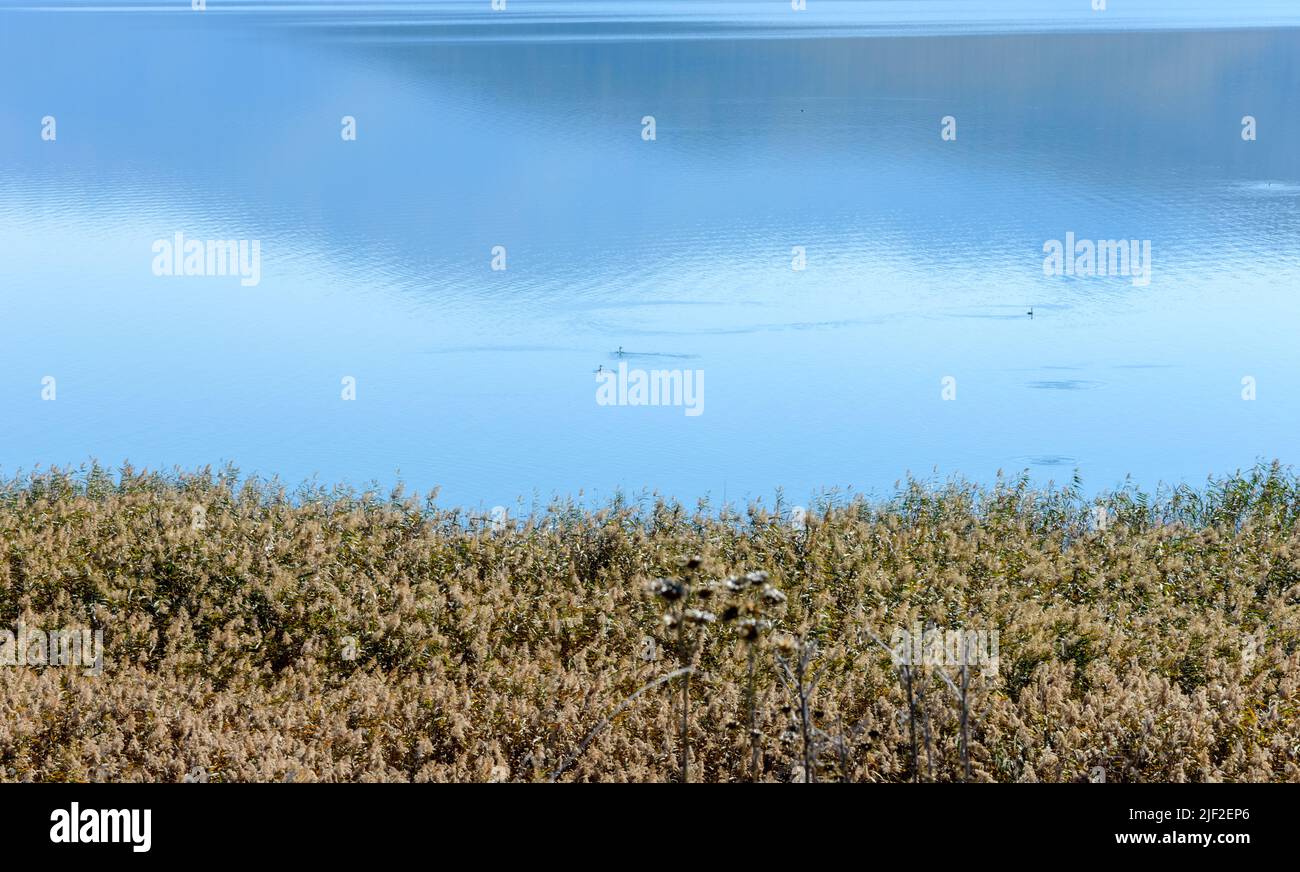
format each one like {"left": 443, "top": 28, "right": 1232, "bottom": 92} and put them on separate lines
{"left": 2, "top": 2, "right": 1299, "bottom": 508}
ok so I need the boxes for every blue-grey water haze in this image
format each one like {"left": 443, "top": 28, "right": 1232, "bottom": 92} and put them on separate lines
{"left": 2, "top": 1, "right": 1298, "bottom": 509}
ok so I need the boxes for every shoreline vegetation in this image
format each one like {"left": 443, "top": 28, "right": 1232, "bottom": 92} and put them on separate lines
{"left": 1, "top": 462, "right": 1297, "bottom": 782}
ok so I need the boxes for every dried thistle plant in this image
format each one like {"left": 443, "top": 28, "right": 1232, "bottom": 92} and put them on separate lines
{"left": 648, "top": 555, "right": 713, "bottom": 783}
{"left": 719, "top": 570, "right": 785, "bottom": 780}
{"left": 774, "top": 632, "right": 820, "bottom": 783}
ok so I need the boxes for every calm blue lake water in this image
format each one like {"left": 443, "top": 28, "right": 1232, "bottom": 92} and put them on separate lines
{"left": 3, "top": 2, "right": 1300, "bottom": 509}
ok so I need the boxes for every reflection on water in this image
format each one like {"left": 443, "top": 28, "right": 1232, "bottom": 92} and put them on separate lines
{"left": 1027, "top": 381, "right": 1103, "bottom": 392}
{"left": 2, "top": 4, "right": 1299, "bottom": 507}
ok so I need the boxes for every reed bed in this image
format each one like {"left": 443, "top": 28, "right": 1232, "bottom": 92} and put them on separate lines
{"left": 0, "top": 462, "right": 1297, "bottom": 782}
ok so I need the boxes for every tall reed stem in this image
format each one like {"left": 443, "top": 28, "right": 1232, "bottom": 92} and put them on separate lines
{"left": 747, "top": 646, "right": 760, "bottom": 780}
{"left": 903, "top": 665, "right": 919, "bottom": 783}
{"left": 960, "top": 663, "right": 971, "bottom": 782}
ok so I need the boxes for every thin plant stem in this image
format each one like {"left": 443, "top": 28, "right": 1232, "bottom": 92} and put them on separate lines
{"left": 903, "top": 665, "right": 919, "bottom": 783}
{"left": 676, "top": 584, "right": 691, "bottom": 784}
{"left": 747, "top": 645, "right": 760, "bottom": 780}
{"left": 549, "top": 667, "right": 693, "bottom": 782}
{"left": 920, "top": 670, "right": 934, "bottom": 783}
{"left": 960, "top": 663, "right": 971, "bottom": 782}
{"left": 799, "top": 653, "right": 812, "bottom": 783}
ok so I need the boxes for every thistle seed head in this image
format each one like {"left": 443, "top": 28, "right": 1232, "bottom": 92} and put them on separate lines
{"left": 648, "top": 577, "right": 685, "bottom": 601}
